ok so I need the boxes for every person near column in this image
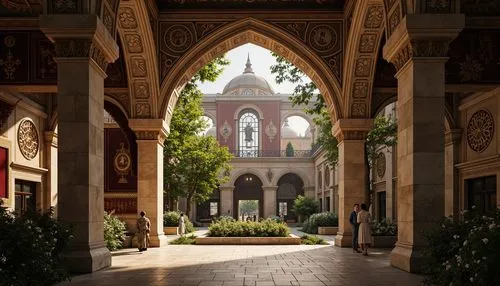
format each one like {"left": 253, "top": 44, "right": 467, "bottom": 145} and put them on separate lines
{"left": 349, "top": 203, "right": 361, "bottom": 253}
{"left": 178, "top": 213, "right": 186, "bottom": 237}
{"left": 136, "top": 211, "right": 151, "bottom": 252}
{"left": 357, "top": 203, "right": 372, "bottom": 256}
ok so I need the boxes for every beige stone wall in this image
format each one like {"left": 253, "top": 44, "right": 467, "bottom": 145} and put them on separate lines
{"left": 280, "top": 137, "right": 312, "bottom": 151}
{"left": 0, "top": 92, "right": 53, "bottom": 213}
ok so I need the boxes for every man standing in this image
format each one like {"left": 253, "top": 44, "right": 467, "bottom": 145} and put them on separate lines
{"left": 349, "top": 204, "right": 361, "bottom": 253}
{"left": 136, "top": 211, "right": 151, "bottom": 252}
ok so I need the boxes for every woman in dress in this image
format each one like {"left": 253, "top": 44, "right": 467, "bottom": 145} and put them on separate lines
{"left": 178, "top": 213, "right": 186, "bottom": 237}
{"left": 357, "top": 203, "right": 372, "bottom": 256}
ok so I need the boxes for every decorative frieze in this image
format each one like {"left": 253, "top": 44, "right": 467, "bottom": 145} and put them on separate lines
{"left": 391, "top": 39, "right": 451, "bottom": 71}
{"left": 54, "top": 39, "right": 109, "bottom": 71}
{"left": 135, "top": 130, "right": 166, "bottom": 145}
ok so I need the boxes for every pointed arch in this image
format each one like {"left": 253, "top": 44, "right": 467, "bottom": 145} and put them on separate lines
{"left": 160, "top": 18, "right": 344, "bottom": 127}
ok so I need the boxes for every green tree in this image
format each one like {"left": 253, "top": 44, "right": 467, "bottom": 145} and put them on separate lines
{"left": 239, "top": 200, "right": 258, "bottom": 215}
{"left": 285, "top": 142, "right": 294, "bottom": 157}
{"left": 270, "top": 53, "right": 397, "bottom": 204}
{"left": 164, "top": 56, "right": 232, "bottom": 214}
{"left": 293, "top": 195, "right": 319, "bottom": 221}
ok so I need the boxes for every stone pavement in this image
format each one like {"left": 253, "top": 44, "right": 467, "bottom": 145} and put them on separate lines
{"left": 59, "top": 243, "right": 423, "bottom": 285}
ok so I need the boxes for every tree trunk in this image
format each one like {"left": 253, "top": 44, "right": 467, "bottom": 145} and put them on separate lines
{"left": 186, "top": 196, "right": 192, "bottom": 218}
{"left": 364, "top": 144, "right": 371, "bottom": 207}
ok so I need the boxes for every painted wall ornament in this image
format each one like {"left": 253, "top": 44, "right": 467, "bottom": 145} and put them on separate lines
{"left": 114, "top": 143, "right": 132, "bottom": 183}
{"left": 219, "top": 120, "right": 232, "bottom": 142}
{"left": 466, "top": 109, "right": 495, "bottom": 153}
{"left": 17, "top": 119, "right": 39, "bottom": 160}
{"left": 265, "top": 120, "right": 278, "bottom": 142}
{"left": 266, "top": 168, "right": 273, "bottom": 183}
{"left": 0, "top": 36, "right": 21, "bottom": 80}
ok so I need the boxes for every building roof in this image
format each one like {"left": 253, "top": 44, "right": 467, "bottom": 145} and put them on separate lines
{"left": 222, "top": 54, "right": 275, "bottom": 96}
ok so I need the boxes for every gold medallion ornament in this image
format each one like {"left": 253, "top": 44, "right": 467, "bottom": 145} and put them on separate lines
{"left": 466, "top": 109, "right": 495, "bottom": 153}
{"left": 17, "top": 119, "right": 39, "bottom": 160}
{"left": 114, "top": 143, "right": 131, "bottom": 183}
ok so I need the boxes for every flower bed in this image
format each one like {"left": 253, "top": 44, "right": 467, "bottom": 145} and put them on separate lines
{"left": 302, "top": 212, "right": 338, "bottom": 234}
{"left": 208, "top": 218, "right": 289, "bottom": 237}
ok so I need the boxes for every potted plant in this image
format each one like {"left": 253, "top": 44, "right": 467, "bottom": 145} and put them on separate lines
{"left": 371, "top": 218, "right": 397, "bottom": 248}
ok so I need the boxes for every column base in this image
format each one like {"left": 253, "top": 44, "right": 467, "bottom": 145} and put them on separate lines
{"left": 149, "top": 233, "right": 168, "bottom": 247}
{"left": 390, "top": 242, "right": 425, "bottom": 273}
{"left": 64, "top": 243, "right": 111, "bottom": 273}
{"left": 334, "top": 233, "right": 353, "bottom": 248}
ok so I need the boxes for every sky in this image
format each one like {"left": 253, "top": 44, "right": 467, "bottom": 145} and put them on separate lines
{"left": 197, "top": 43, "right": 310, "bottom": 136}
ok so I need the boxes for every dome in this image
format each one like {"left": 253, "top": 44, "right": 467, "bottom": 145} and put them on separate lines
{"left": 281, "top": 119, "right": 299, "bottom": 138}
{"left": 222, "top": 54, "right": 275, "bottom": 96}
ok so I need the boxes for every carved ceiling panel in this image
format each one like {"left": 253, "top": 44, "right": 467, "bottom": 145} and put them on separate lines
{"left": 157, "top": 0, "right": 344, "bottom": 10}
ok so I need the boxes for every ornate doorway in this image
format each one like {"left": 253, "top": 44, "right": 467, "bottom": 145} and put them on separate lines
{"left": 277, "top": 173, "right": 304, "bottom": 222}
{"left": 233, "top": 174, "right": 263, "bottom": 220}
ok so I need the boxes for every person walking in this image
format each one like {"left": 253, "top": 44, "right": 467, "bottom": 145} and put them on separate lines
{"left": 136, "top": 211, "right": 151, "bottom": 252}
{"left": 178, "top": 213, "right": 186, "bottom": 237}
{"left": 349, "top": 204, "right": 361, "bottom": 253}
{"left": 357, "top": 203, "right": 372, "bottom": 256}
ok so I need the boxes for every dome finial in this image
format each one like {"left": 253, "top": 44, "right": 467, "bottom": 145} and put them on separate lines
{"left": 244, "top": 53, "right": 254, "bottom": 74}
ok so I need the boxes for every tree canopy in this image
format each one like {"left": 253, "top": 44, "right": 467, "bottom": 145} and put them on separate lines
{"left": 164, "top": 56, "right": 232, "bottom": 216}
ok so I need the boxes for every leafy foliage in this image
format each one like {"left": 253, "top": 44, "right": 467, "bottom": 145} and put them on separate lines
{"left": 423, "top": 209, "right": 500, "bottom": 286}
{"left": 292, "top": 195, "right": 319, "bottom": 220}
{"left": 371, "top": 218, "right": 397, "bottom": 236}
{"left": 301, "top": 212, "right": 338, "bottom": 234}
{"left": 286, "top": 142, "right": 294, "bottom": 157}
{"left": 208, "top": 219, "right": 290, "bottom": 237}
{"left": 270, "top": 53, "right": 339, "bottom": 166}
{"left": 104, "top": 211, "right": 126, "bottom": 251}
{"left": 0, "top": 204, "right": 72, "bottom": 285}
{"left": 164, "top": 56, "right": 232, "bottom": 215}
{"left": 366, "top": 115, "right": 398, "bottom": 166}
{"left": 169, "top": 235, "right": 197, "bottom": 245}
{"left": 212, "top": 215, "right": 236, "bottom": 223}
{"left": 301, "top": 235, "right": 328, "bottom": 245}
{"left": 239, "top": 200, "right": 258, "bottom": 215}
{"left": 163, "top": 211, "right": 195, "bottom": 233}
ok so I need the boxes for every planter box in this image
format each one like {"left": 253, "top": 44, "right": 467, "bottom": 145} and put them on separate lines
{"left": 196, "top": 236, "right": 301, "bottom": 245}
{"left": 164, "top": 226, "right": 178, "bottom": 235}
{"left": 318, "top": 226, "right": 338, "bottom": 235}
{"left": 371, "top": 235, "right": 397, "bottom": 248}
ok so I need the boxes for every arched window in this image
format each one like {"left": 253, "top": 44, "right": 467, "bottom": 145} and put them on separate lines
{"left": 238, "top": 109, "right": 259, "bottom": 157}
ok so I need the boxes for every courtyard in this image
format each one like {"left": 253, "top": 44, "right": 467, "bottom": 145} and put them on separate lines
{"left": 59, "top": 240, "right": 422, "bottom": 286}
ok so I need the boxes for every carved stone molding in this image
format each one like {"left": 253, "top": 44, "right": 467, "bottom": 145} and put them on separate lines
{"left": 0, "top": 100, "right": 15, "bottom": 131}
{"left": 376, "top": 152, "right": 386, "bottom": 178}
{"left": 444, "top": 129, "right": 462, "bottom": 146}
{"left": 335, "top": 129, "right": 369, "bottom": 142}
{"left": 134, "top": 130, "right": 166, "bottom": 145}
{"left": 54, "top": 39, "right": 109, "bottom": 71}
{"left": 466, "top": 109, "right": 494, "bottom": 153}
{"left": 391, "top": 39, "right": 451, "bottom": 71}
{"left": 332, "top": 119, "right": 373, "bottom": 143}
{"left": 18, "top": 119, "right": 39, "bottom": 160}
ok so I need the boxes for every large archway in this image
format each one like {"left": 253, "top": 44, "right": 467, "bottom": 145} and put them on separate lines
{"left": 233, "top": 173, "right": 264, "bottom": 220}
{"left": 276, "top": 173, "right": 305, "bottom": 222}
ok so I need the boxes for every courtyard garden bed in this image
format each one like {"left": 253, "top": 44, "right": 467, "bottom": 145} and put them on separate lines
{"left": 301, "top": 235, "right": 329, "bottom": 245}
{"left": 163, "top": 211, "right": 195, "bottom": 235}
{"left": 371, "top": 218, "right": 397, "bottom": 248}
{"left": 196, "top": 218, "right": 300, "bottom": 245}
{"left": 302, "top": 212, "right": 339, "bottom": 234}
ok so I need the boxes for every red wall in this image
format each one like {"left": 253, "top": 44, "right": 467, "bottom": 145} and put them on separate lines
{"left": 216, "top": 101, "right": 281, "bottom": 152}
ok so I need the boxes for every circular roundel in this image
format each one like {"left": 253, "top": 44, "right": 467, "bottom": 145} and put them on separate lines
{"left": 164, "top": 25, "right": 193, "bottom": 53}
{"left": 17, "top": 119, "right": 39, "bottom": 160}
{"left": 308, "top": 24, "right": 337, "bottom": 53}
{"left": 466, "top": 109, "right": 495, "bottom": 153}
{"left": 114, "top": 152, "right": 131, "bottom": 173}
{"left": 376, "top": 152, "right": 386, "bottom": 178}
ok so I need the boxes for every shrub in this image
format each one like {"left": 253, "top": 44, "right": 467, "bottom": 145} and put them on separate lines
{"left": 208, "top": 219, "right": 289, "bottom": 237}
{"left": 423, "top": 208, "right": 500, "bottom": 285}
{"left": 163, "top": 211, "right": 196, "bottom": 233}
{"left": 301, "top": 235, "right": 328, "bottom": 245}
{"left": 301, "top": 212, "right": 338, "bottom": 234}
{"left": 293, "top": 195, "right": 319, "bottom": 220}
{"left": 169, "top": 235, "right": 197, "bottom": 245}
{"left": 0, "top": 204, "right": 72, "bottom": 285}
{"left": 371, "top": 218, "right": 397, "bottom": 236}
{"left": 267, "top": 215, "right": 282, "bottom": 223}
{"left": 212, "top": 215, "right": 236, "bottom": 223}
{"left": 104, "top": 211, "right": 126, "bottom": 251}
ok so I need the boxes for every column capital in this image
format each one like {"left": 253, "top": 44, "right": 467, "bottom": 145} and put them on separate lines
{"left": 262, "top": 186, "right": 278, "bottom": 192}
{"left": 219, "top": 186, "right": 234, "bottom": 192}
{"left": 445, "top": 128, "right": 462, "bottom": 146}
{"left": 129, "top": 119, "right": 169, "bottom": 146}
{"left": 332, "top": 118, "right": 373, "bottom": 142}
{"left": 40, "top": 14, "right": 119, "bottom": 72}
{"left": 383, "top": 14, "right": 465, "bottom": 72}
{"left": 44, "top": 131, "right": 58, "bottom": 148}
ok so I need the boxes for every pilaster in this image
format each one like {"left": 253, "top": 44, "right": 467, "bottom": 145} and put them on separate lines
{"left": 383, "top": 14, "right": 464, "bottom": 273}
{"left": 220, "top": 186, "right": 234, "bottom": 217}
{"left": 445, "top": 129, "right": 462, "bottom": 219}
{"left": 131, "top": 119, "right": 169, "bottom": 248}
{"left": 333, "top": 119, "right": 373, "bottom": 247}
{"left": 262, "top": 186, "right": 278, "bottom": 218}
{"left": 43, "top": 131, "right": 58, "bottom": 215}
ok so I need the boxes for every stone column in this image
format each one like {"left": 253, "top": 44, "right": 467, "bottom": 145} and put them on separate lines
{"left": 40, "top": 14, "right": 118, "bottom": 273}
{"left": 263, "top": 186, "right": 277, "bottom": 218}
{"left": 44, "top": 131, "right": 58, "bottom": 215}
{"left": 444, "top": 129, "right": 462, "bottom": 218}
{"left": 333, "top": 119, "right": 372, "bottom": 247}
{"left": 383, "top": 14, "right": 464, "bottom": 272}
{"left": 130, "top": 119, "right": 169, "bottom": 247}
{"left": 220, "top": 186, "right": 234, "bottom": 217}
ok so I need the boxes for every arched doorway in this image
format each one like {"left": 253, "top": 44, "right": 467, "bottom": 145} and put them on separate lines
{"left": 196, "top": 188, "right": 220, "bottom": 224}
{"left": 234, "top": 174, "right": 263, "bottom": 220}
{"left": 276, "top": 173, "right": 304, "bottom": 222}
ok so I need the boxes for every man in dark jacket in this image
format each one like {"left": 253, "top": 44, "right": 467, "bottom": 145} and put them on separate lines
{"left": 349, "top": 203, "right": 361, "bottom": 253}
